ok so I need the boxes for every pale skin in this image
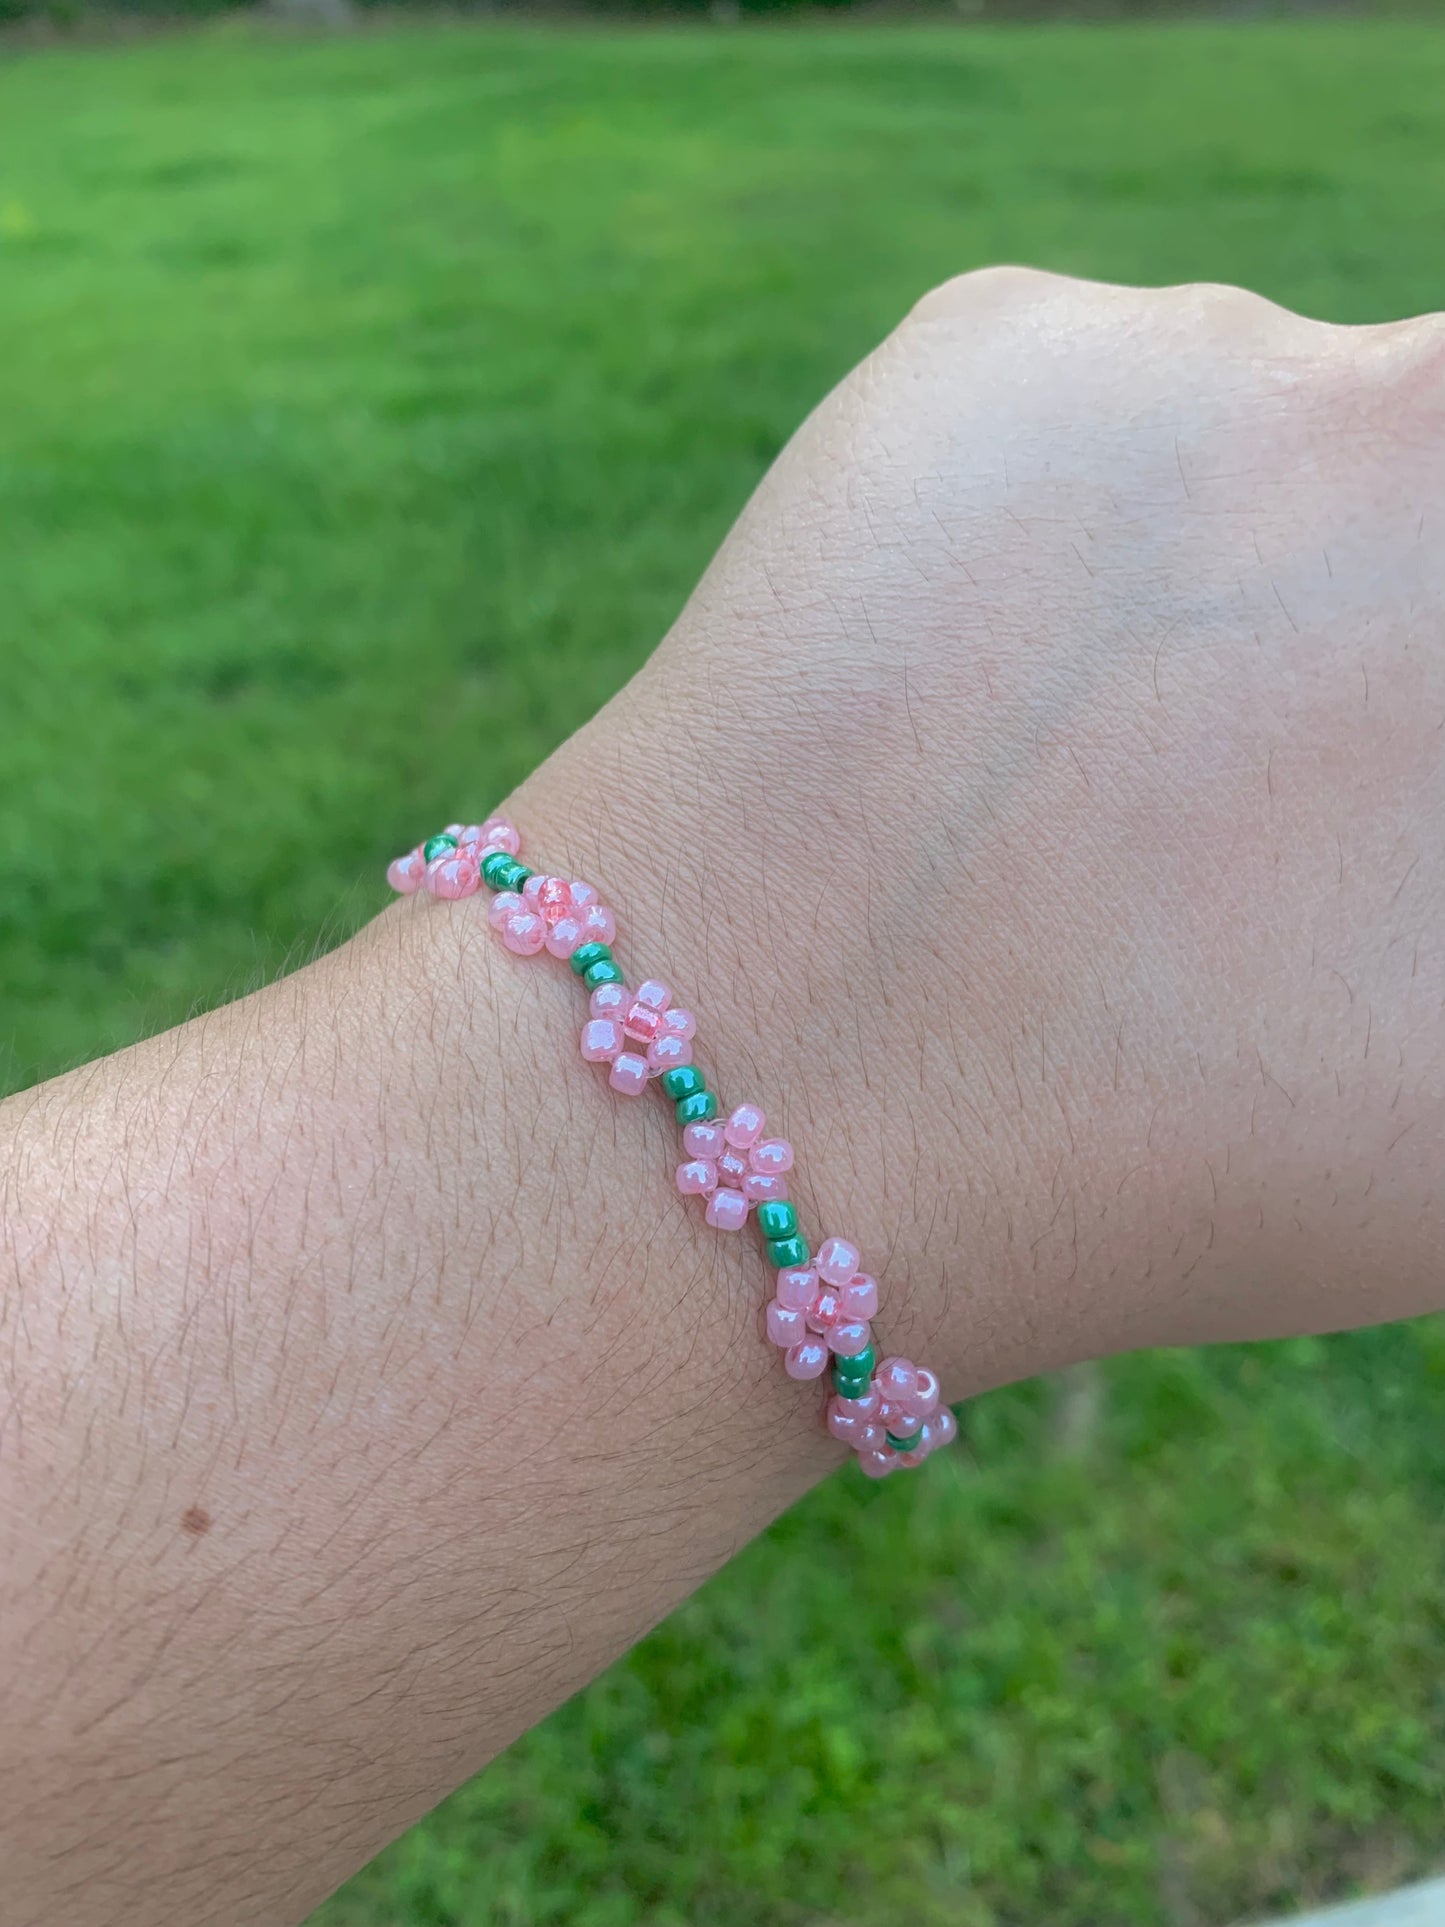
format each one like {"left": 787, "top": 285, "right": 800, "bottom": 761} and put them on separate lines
{"left": 4, "top": 269, "right": 1445, "bottom": 1926}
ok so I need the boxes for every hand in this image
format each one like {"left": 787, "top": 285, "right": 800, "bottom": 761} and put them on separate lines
{"left": 521, "top": 267, "right": 1445, "bottom": 1386}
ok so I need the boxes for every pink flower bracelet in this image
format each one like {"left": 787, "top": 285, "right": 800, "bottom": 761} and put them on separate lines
{"left": 387, "top": 817, "right": 956, "bottom": 1478}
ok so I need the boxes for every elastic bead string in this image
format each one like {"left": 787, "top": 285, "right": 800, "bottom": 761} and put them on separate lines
{"left": 387, "top": 817, "right": 957, "bottom": 1478}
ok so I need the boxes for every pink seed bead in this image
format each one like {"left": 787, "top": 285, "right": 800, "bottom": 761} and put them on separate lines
{"left": 443, "top": 822, "right": 465, "bottom": 838}
{"left": 827, "top": 1405, "right": 868, "bottom": 1445}
{"left": 876, "top": 1356, "right": 920, "bottom": 1404}
{"left": 815, "top": 1236, "right": 860, "bottom": 1288}
{"left": 521, "top": 874, "right": 547, "bottom": 907}
{"left": 705, "top": 1187, "right": 749, "bottom": 1232}
{"left": 454, "top": 824, "right": 485, "bottom": 851}
{"left": 534, "top": 877, "right": 573, "bottom": 923}
{"left": 387, "top": 850, "right": 426, "bottom": 893}
{"left": 829, "top": 1319, "right": 873, "bottom": 1357}
{"left": 828, "top": 1408, "right": 885, "bottom": 1450}
{"left": 857, "top": 1451, "right": 896, "bottom": 1480}
{"left": 488, "top": 889, "right": 525, "bottom": 930}
{"left": 676, "top": 1158, "right": 718, "bottom": 1197}
{"left": 608, "top": 1052, "right": 649, "bottom": 1097}
{"left": 545, "top": 915, "right": 586, "bottom": 958}
{"left": 909, "top": 1367, "right": 941, "bottom": 1419}
{"left": 580, "top": 903, "right": 616, "bottom": 945}
{"left": 716, "top": 1147, "right": 749, "bottom": 1188}
{"left": 765, "top": 1301, "right": 805, "bottom": 1347}
{"left": 683, "top": 1120, "right": 726, "bottom": 1160}
{"left": 590, "top": 980, "right": 628, "bottom": 1018}
{"left": 580, "top": 1017, "right": 622, "bottom": 1063}
{"left": 623, "top": 1002, "right": 663, "bottom": 1046}
{"left": 423, "top": 855, "right": 475, "bottom": 897}
{"left": 633, "top": 979, "right": 671, "bottom": 1013}
{"left": 784, "top": 1337, "right": 829, "bottom": 1381}
{"left": 429, "top": 856, "right": 480, "bottom": 900}
{"left": 724, "top": 1102, "right": 766, "bottom": 1150}
{"left": 479, "top": 817, "right": 521, "bottom": 855}
{"left": 568, "top": 879, "right": 599, "bottom": 909}
{"left": 832, "top": 1385, "right": 882, "bottom": 1424}
{"left": 840, "top": 1273, "right": 879, "bottom": 1321}
{"left": 749, "top": 1137, "right": 793, "bottom": 1176}
{"left": 775, "top": 1266, "right": 817, "bottom": 1312}
{"left": 661, "top": 1007, "right": 696, "bottom": 1041}
{"left": 807, "top": 1286, "right": 843, "bottom": 1332}
{"left": 647, "top": 1033, "right": 692, "bottom": 1073}
{"left": 930, "top": 1407, "right": 958, "bottom": 1448}
{"left": 501, "top": 910, "right": 546, "bottom": 955}
{"left": 742, "top": 1171, "right": 788, "bottom": 1205}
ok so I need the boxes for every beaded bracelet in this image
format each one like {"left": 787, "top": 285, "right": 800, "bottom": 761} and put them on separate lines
{"left": 387, "top": 817, "right": 956, "bottom": 1478}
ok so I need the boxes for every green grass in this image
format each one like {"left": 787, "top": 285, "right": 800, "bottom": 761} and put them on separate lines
{"left": 3, "top": 18, "right": 1445, "bottom": 1925}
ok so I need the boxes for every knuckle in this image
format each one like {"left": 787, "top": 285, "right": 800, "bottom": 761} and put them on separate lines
{"left": 1351, "top": 310, "right": 1445, "bottom": 446}
{"left": 1151, "top": 278, "right": 1294, "bottom": 331}
{"left": 905, "top": 263, "right": 1067, "bottom": 328}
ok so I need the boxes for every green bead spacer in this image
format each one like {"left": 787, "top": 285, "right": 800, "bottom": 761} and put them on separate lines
{"left": 584, "top": 959, "right": 625, "bottom": 990}
{"left": 661, "top": 1065, "right": 705, "bottom": 1102}
{"left": 569, "top": 941, "right": 612, "bottom": 978}
{"left": 481, "top": 850, "right": 527, "bottom": 891}
{"left": 675, "top": 1090, "right": 718, "bottom": 1126}
{"left": 755, "top": 1199, "right": 797, "bottom": 1242}
{"left": 886, "top": 1429, "right": 923, "bottom": 1453}
{"left": 766, "top": 1234, "right": 810, "bottom": 1271}
{"left": 833, "top": 1346, "right": 876, "bottom": 1394}
{"left": 422, "top": 833, "right": 458, "bottom": 863}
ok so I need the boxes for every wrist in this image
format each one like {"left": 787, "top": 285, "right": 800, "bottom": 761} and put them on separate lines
{"left": 505, "top": 690, "right": 1062, "bottom": 1407}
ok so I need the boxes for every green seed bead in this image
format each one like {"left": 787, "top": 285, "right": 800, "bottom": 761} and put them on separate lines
{"left": 584, "top": 959, "right": 625, "bottom": 990}
{"left": 569, "top": 941, "right": 612, "bottom": 978}
{"left": 422, "top": 833, "right": 458, "bottom": 863}
{"left": 481, "top": 850, "right": 528, "bottom": 891}
{"left": 755, "top": 1199, "right": 798, "bottom": 1242}
{"left": 675, "top": 1090, "right": 718, "bottom": 1127}
{"left": 833, "top": 1346, "right": 876, "bottom": 1394}
{"left": 766, "top": 1234, "right": 810, "bottom": 1271}
{"left": 886, "top": 1429, "right": 923, "bottom": 1453}
{"left": 661, "top": 1065, "right": 705, "bottom": 1102}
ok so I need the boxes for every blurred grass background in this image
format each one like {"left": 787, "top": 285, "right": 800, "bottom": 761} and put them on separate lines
{"left": 3, "top": 19, "right": 1445, "bottom": 1925}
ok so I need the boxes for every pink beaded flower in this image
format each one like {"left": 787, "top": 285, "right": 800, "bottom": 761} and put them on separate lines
{"left": 580, "top": 978, "right": 696, "bottom": 1099}
{"left": 489, "top": 872, "right": 617, "bottom": 961}
{"left": 387, "top": 817, "right": 521, "bottom": 902}
{"left": 764, "top": 1235, "right": 876, "bottom": 1376}
{"left": 675, "top": 1102, "right": 793, "bottom": 1233}
{"left": 827, "top": 1355, "right": 957, "bottom": 1478}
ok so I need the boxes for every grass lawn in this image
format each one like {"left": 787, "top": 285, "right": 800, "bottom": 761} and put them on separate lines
{"left": 4, "top": 17, "right": 1445, "bottom": 1925}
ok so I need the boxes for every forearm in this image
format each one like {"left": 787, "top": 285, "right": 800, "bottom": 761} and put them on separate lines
{"left": 0, "top": 807, "right": 855, "bottom": 1926}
